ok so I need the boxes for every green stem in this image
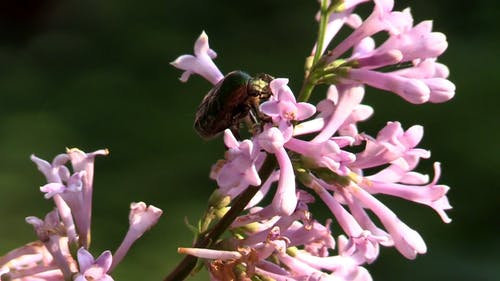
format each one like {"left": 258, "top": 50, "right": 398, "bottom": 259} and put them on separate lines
{"left": 163, "top": 155, "right": 276, "bottom": 281}
{"left": 312, "top": 0, "right": 330, "bottom": 66}
{"left": 297, "top": 76, "right": 316, "bottom": 103}
{"left": 298, "top": 0, "right": 330, "bottom": 103}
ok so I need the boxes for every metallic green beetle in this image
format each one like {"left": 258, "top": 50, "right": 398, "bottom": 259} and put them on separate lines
{"left": 194, "top": 70, "right": 274, "bottom": 139}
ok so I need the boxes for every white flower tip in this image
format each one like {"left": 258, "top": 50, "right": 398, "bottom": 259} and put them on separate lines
{"left": 400, "top": 228, "right": 427, "bottom": 259}
{"left": 429, "top": 79, "right": 455, "bottom": 103}
{"left": 443, "top": 217, "right": 452, "bottom": 224}
{"left": 223, "top": 129, "right": 239, "bottom": 148}
{"left": 194, "top": 30, "right": 211, "bottom": 57}
{"left": 197, "top": 32, "right": 209, "bottom": 48}
{"left": 434, "top": 63, "right": 450, "bottom": 78}
{"left": 169, "top": 59, "right": 178, "bottom": 67}
{"left": 387, "top": 49, "right": 403, "bottom": 63}
{"left": 25, "top": 216, "right": 42, "bottom": 226}
{"left": 326, "top": 85, "right": 339, "bottom": 104}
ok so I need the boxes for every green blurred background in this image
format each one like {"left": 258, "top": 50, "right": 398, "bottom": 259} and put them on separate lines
{"left": 0, "top": 0, "right": 498, "bottom": 280}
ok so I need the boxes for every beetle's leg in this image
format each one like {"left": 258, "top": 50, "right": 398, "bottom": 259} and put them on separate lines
{"left": 229, "top": 103, "right": 252, "bottom": 139}
{"left": 247, "top": 97, "right": 272, "bottom": 135}
{"left": 247, "top": 107, "right": 259, "bottom": 124}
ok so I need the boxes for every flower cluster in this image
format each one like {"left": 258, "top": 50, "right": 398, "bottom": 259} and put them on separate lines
{"left": 172, "top": 0, "right": 453, "bottom": 280}
{"left": 0, "top": 148, "right": 163, "bottom": 281}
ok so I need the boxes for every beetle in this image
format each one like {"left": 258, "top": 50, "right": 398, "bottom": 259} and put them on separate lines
{"left": 194, "top": 70, "right": 274, "bottom": 139}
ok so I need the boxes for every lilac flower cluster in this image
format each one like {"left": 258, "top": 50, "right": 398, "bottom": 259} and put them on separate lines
{"left": 0, "top": 148, "right": 163, "bottom": 281}
{"left": 172, "top": 0, "right": 453, "bottom": 280}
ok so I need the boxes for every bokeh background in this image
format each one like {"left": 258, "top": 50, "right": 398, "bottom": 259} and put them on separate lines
{"left": 0, "top": 0, "right": 498, "bottom": 280}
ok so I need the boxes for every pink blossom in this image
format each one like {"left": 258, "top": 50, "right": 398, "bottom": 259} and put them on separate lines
{"left": 364, "top": 162, "right": 452, "bottom": 223}
{"left": 320, "top": 2, "right": 454, "bottom": 104}
{"left": 75, "top": 248, "right": 113, "bottom": 281}
{"left": 311, "top": 180, "right": 384, "bottom": 264}
{"left": 286, "top": 137, "right": 355, "bottom": 175}
{"left": 353, "top": 122, "right": 429, "bottom": 169}
{"left": 348, "top": 68, "right": 431, "bottom": 103}
{"left": 260, "top": 78, "right": 316, "bottom": 135}
{"left": 111, "top": 202, "right": 163, "bottom": 272}
{"left": 66, "top": 148, "right": 108, "bottom": 248}
{"left": 0, "top": 241, "right": 63, "bottom": 281}
{"left": 355, "top": 49, "right": 403, "bottom": 69}
{"left": 31, "top": 153, "right": 70, "bottom": 184}
{"left": 347, "top": 184, "right": 427, "bottom": 259}
{"left": 32, "top": 148, "right": 108, "bottom": 249}
{"left": 294, "top": 85, "right": 372, "bottom": 139}
{"left": 178, "top": 248, "right": 243, "bottom": 260}
{"left": 292, "top": 250, "right": 373, "bottom": 281}
{"left": 393, "top": 59, "right": 455, "bottom": 103}
{"left": 210, "top": 130, "right": 265, "bottom": 198}
{"left": 25, "top": 211, "right": 77, "bottom": 279}
{"left": 170, "top": 1, "right": 454, "bottom": 279}
{"left": 257, "top": 127, "right": 297, "bottom": 215}
{"left": 312, "top": 0, "right": 369, "bottom": 56}
{"left": 311, "top": 84, "right": 365, "bottom": 142}
{"left": 330, "top": 0, "right": 398, "bottom": 60}
{"left": 39, "top": 171, "right": 84, "bottom": 199}
{"left": 375, "top": 20, "right": 448, "bottom": 62}
{"left": 171, "top": 31, "right": 224, "bottom": 85}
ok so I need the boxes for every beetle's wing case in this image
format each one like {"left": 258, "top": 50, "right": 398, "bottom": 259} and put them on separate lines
{"left": 194, "top": 81, "right": 223, "bottom": 138}
{"left": 194, "top": 71, "right": 252, "bottom": 139}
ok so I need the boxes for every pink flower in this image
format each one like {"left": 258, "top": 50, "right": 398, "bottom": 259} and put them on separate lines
{"left": 346, "top": 184, "right": 427, "bottom": 259}
{"left": 31, "top": 153, "right": 70, "bottom": 184}
{"left": 170, "top": 1, "right": 454, "bottom": 279}
{"left": 258, "top": 127, "right": 297, "bottom": 215}
{"left": 312, "top": 180, "right": 385, "bottom": 264}
{"left": 353, "top": 122, "right": 429, "bottom": 169}
{"left": 25, "top": 211, "right": 77, "bottom": 279}
{"left": 111, "top": 202, "right": 163, "bottom": 271}
{"left": 32, "top": 148, "right": 108, "bottom": 249}
{"left": 75, "top": 248, "right": 113, "bottom": 281}
{"left": 0, "top": 241, "right": 63, "bottom": 281}
{"left": 260, "top": 78, "right": 316, "bottom": 127}
{"left": 286, "top": 136, "right": 355, "bottom": 176}
{"left": 210, "top": 130, "right": 265, "bottom": 198}
{"left": 311, "top": 84, "right": 365, "bottom": 143}
{"left": 293, "top": 85, "right": 372, "bottom": 140}
{"left": 347, "top": 68, "right": 431, "bottom": 103}
{"left": 363, "top": 162, "right": 452, "bottom": 223}
{"left": 392, "top": 59, "right": 455, "bottom": 103}
{"left": 171, "top": 31, "right": 224, "bottom": 85}
{"left": 318, "top": 2, "right": 454, "bottom": 104}
{"left": 375, "top": 20, "right": 448, "bottom": 62}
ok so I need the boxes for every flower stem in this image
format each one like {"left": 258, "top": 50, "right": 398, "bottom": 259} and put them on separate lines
{"left": 163, "top": 155, "right": 276, "bottom": 281}
{"left": 297, "top": 76, "right": 316, "bottom": 103}
{"left": 313, "top": 0, "right": 330, "bottom": 66}
{"left": 298, "top": 0, "right": 330, "bottom": 103}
